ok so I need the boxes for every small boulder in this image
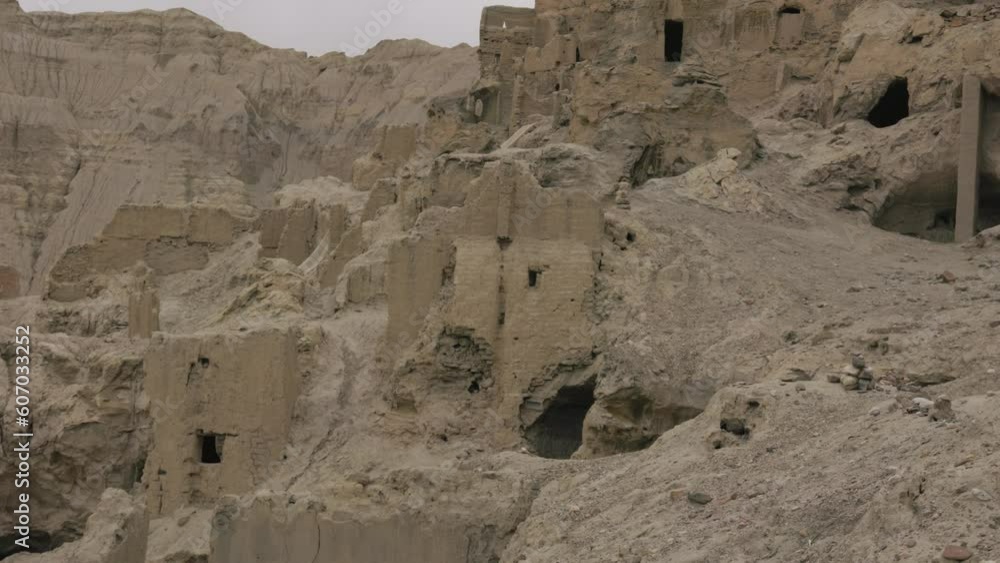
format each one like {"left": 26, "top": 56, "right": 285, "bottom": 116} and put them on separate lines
{"left": 941, "top": 545, "right": 973, "bottom": 561}
{"left": 911, "top": 397, "right": 934, "bottom": 414}
{"left": 781, "top": 368, "right": 812, "bottom": 382}
{"left": 929, "top": 396, "right": 956, "bottom": 422}
{"left": 970, "top": 488, "right": 993, "bottom": 502}
{"left": 851, "top": 353, "right": 866, "bottom": 369}
{"left": 841, "top": 375, "right": 859, "bottom": 391}
{"left": 687, "top": 491, "right": 713, "bottom": 505}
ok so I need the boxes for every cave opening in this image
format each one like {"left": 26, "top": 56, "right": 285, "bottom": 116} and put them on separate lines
{"left": 874, "top": 172, "right": 1000, "bottom": 242}
{"left": 630, "top": 143, "right": 665, "bottom": 185}
{"left": 867, "top": 78, "right": 910, "bottom": 128}
{"left": 874, "top": 199, "right": 956, "bottom": 242}
{"left": 665, "top": 20, "right": 684, "bottom": 62}
{"left": 978, "top": 175, "right": 1000, "bottom": 234}
{"left": 525, "top": 382, "right": 596, "bottom": 459}
{"left": 0, "top": 532, "right": 55, "bottom": 560}
{"left": 199, "top": 433, "right": 223, "bottom": 464}
{"left": 776, "top": 6, "right": 805, "bottom": 45}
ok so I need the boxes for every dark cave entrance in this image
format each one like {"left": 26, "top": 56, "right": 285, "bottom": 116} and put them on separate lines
{"left": 874, "top": 173, "right": 1000, "bottom": 242}
{"left": 665, "top": 20, "right": 684, "bottom": 62}
{"left": 525, "top": 382, "right": 596, "bottom": 459}
{"left": 0, "top": 532, "right": 55, "bottom": 560}
{"left": 776, "top": 6, "right": 805, "bottom": 45}
{"left": 867, "top": 78, "right": 910, "bottom": 128}
{"left": 630, "top": 143, "right": 665, "bottom": 185}
{"left": 978, "top": 175, "right": 1000, "bottom": 234}
{"left": 198, "top": 433, "right": 224, "bottom": 464}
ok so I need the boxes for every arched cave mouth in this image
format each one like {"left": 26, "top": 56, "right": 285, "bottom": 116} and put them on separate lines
{"left": 874, "top": 174, "right": 1000, "bottom": 241}
{"left": 867, "top": 78, "right": 910, "bottom": 128}
{"left": 980, "top": 177, "right": 1000, "bottom": 233}
{"left": 524, "top": 382, "right": 596, "bottom": 459}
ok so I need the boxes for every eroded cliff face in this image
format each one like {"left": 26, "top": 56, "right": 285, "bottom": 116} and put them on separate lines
{"left": 3, "top": 0, "right": 1000, "bottom": 562}
{"left": 0, "top": 0, "right": 477, "bottom": 301}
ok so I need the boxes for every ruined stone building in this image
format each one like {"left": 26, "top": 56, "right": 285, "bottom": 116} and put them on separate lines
{"left": 4, "top": 0, "right": 1000, "bottom": 561}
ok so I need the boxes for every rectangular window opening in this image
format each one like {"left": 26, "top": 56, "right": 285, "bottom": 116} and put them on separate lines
{"left": 665, "top": 20, "right": 684, "bottom": 62}
{"left": 199, "top": 433, "right": 223, "bottom": 464}
{"left": 528, "top": 269, "right": 541, "bottom": 288}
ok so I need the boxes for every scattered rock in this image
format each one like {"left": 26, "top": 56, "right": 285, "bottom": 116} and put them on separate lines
{"left": 851, "top": 353, "right": 866, "bottom": 369}
{"left": 841, "top": 375, "right": 859, "bottom": 391}
{"left": 939, "top": 271, "right": 958, "bottom": 284}
{"left": 869, "top": 400, "right": 897, "bottom": 417}
{"left": 908, "top": 372, "right": 957, "bottom": 386}
{"left": 687, "top": 491, "right": 713, "bottom": 505}
{"left": 954, "top": 455, "right": 975, "bottom": 467}
{"left": 910, "top": 397, "right": 934, "bottom": 415}
{"left": 781, "top": 368, "right": 812, "bottom": 382}
{"left": 941, "top": 545, "right": 973, "bottom": 561}
{"left": 858, "top": 367, "right": 874, "bottom": 392}
{"left": 929, "top": 396, "right": 956, "bottom": 422}
{"left": 970, "top": 488, "right": 993, "bottom": 502}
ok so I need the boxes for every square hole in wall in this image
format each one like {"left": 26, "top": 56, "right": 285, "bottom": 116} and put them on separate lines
{"left": 665, "top": 20, "right": 684, "bottom": 62}
{"left": 198, "top": 433, "right": 224, "bottom": 464}
{"left": 528, "top": 269, "right": 542, "bottom": 288}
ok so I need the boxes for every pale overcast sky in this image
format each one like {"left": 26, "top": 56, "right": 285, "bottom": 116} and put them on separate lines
{"left": 16, "top": 0, "right": 535, "bottom": 56}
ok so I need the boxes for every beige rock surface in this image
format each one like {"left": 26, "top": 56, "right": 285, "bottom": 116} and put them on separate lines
{"left": 2, "top": 0, "right": 1000, "bottom": 562}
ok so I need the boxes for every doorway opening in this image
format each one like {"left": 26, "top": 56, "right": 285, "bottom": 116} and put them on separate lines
{"left": 524, "top": 382, "right": 596, "bottom": 459}
{"left": 867, "top": 78, "right": 910, "bottom": 128}
{"left": 198, "top": 433, "right": 224, "bottom": 464}
{"left": 665, "top": 20, "right": 684, "bottom": 62}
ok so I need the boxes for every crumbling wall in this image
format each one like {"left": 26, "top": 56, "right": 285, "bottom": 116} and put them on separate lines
{"left": 385, "top": 237, "right": 453, "bottom": 348}
{"left": 259, "top": 206, "right": 318, "bottom": 265}
{"left": 387, "top": 158, "right": 603, "bottom": 451}
{"left": 477, "top": 6, "right": 538, "bottom": 128}
{"left": 46, "top": 204, "right": 252, "bottom": 301}
{"left": 352, "top": 125, "right": 420, "bottom": 191}
{"left": 143, "top": 329, "right": 300, "bottom": 517}
{"left": 209, "top": 499, "right": 490, "bottom": 563}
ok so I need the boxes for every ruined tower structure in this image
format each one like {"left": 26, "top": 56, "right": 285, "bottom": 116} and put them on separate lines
{"left": 472, "top": 0, "right": 827, "bottom": 133}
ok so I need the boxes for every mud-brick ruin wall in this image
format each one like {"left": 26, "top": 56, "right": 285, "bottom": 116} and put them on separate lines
{"left": 478, "top": 6, "right": 538, "bottom": 126}
{"left": 385, "top": 160, "right": 604, "bottom": 442}
{"left": 480, "top": 0, "right": 853, "bottom": 130}
{"left": 142, "top": 329, "right": 300, "bottom": 516}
